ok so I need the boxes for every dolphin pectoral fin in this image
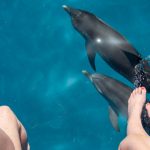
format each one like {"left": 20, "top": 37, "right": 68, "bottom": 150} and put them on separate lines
{"left": 123, "top": 51, "right": 142, "bottom": 67}
{"left": 86, "top": 42, "right": 96, "bottom": 71}
{"left": 109, "top": 106, "right": 120, "bottom": 132}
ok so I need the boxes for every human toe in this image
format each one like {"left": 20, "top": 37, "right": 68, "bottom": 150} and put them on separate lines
{"left": 134, "top": 87, "right": 142, "bottom": 95}
{"left": 132, "top": 88, "right": 136, "bottom": 96}
{"left": 146, "top": 103, "right": 150, "bottom": 117}
{"left": 141, "top": 87, "right": 146, "bottom": 94}
{"left": 137, "top": 87, "right": 142, "bottom": 94}
{"left": 135, "top": 88, "right": 139, "bottom": 94}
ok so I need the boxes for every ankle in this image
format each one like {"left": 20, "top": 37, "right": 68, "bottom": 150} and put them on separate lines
{"left": 128, "top": 111, "right": 142, "bottom": 120}
{"left": 127, "top": 119, "right": 146, "bottom": 135}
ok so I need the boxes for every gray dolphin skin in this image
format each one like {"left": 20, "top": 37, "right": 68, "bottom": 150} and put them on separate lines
{"left": 82, "top": 70, "right": 150, "bottom": 134}
{"left": 82, "top": 70, "right": 131, "bottom": 131}
{"left": 63, "top": 5, "right": 150, "bottom": 91}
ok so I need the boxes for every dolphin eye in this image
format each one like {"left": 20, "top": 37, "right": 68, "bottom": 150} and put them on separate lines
{"left": 76, "top": 12, "right": 82, "bottom": 17}
{"left": 72, "top": 11, "right": 82, "bottom": 19}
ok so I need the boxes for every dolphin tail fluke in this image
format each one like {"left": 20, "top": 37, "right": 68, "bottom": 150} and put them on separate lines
{"left": 109, "top": 106, "right": 120, "bottom": 132}
{"left": 86, "top": 42, "right": 96, "bottom": 71}
{"left": 123, "top": 51, "right": 142, "bottom": 67}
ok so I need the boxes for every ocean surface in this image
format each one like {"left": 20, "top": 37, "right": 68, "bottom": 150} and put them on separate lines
{"left": 0, "top": 0, "right": 150, "bottom": 149}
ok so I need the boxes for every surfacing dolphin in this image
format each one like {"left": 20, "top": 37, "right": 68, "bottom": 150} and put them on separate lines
{"left": 63, "top": 5, "right": 150, "bottom": 91}
{"left": 82, "top": 70, "right": 150, "bottom": 134}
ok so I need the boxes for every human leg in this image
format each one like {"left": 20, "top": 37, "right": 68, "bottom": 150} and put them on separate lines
{"left": 0, "top": 106, "right": 29, "bottom": 150}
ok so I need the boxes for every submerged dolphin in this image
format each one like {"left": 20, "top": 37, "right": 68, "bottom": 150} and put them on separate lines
{"left": 63, "top": 5, "right": 150, "bottom": 91}
{"left": 82, "top": 70, "right": 131, "bottom": 131}
{"left": 82, "top": 70, "right": 150, "bottom": 133}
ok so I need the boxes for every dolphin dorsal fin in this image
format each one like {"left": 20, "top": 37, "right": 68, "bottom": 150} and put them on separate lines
{"left": 109, "top": 106, "right": 120, "bottom": 132}
{"left": 86, "top": 41, "right": 96, "bottom": 71}
{"left": 123, "top": 51, "right": 142, "bottom": 67}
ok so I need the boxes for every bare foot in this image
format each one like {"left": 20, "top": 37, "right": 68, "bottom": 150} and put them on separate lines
{"left": 128, "top": 87, "right": 146, "bottom": 119}
{"left": 127, "top": 87, "right": 148, "bottom": 136}
{"left": 119, "top": 87, "right": 150, "bottom": 150}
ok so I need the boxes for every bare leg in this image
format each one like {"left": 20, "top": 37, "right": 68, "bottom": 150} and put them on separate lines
{"left": 0, "top": 106, "right": 29, "bottom": 150}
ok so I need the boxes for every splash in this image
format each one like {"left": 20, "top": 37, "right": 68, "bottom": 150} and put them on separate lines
{"left": 134, "top": 55, "right": 150, "bottom": 135}
{"left": 133, "top": 55, "right": 150, "bottom": 88}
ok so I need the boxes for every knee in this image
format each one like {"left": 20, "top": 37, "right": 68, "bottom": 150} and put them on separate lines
{"left": 0, "top": 106, "right": 15, "bottom": 119}
{"left": 0, "top": 105, "right": 12, "bottom": 113}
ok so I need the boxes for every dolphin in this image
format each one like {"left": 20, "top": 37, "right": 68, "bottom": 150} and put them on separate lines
{"left": 63, "top": 5, "right": 150, "bottom": 91}
{"left": 82, "top": 70, "right": 150, "bottom": 133}
{"left": 82, "top": 70, "right": 131, "bottom": 131}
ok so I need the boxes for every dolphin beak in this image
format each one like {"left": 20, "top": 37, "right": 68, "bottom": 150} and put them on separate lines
{"left": 62, "top": 5, "right": 81, "bottom": 17}
{"left": 82, "top": 70, "right": 93, "bottom": 82}
{"left": 62, "top": 5, "right": 70, "bottom": 12}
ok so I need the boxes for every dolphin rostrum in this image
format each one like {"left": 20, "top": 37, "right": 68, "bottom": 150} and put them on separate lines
{"left": 82, "top": 70, "right": 150, "bottom": 133}
{"left": 63, "top": 5, "right": 150, "bottom": 91}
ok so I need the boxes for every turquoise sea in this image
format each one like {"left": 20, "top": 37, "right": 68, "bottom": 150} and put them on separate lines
{"left": 0, "top": 0, "right": 150, "bottom": 149}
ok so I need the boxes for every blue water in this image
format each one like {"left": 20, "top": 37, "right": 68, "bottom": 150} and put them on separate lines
{"left": 0, "top": 0, "right": 150, "bottom": 149}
